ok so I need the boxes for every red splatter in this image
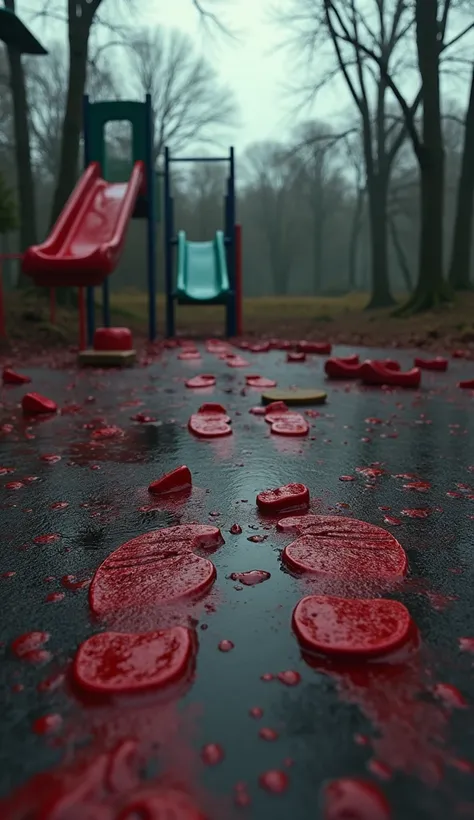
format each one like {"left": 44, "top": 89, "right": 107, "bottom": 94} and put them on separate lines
{"left": 45, "top": 591, "right": 65, "bottom": 603}
{"left": 230, "top": 523, "right": 242, "bottom": 534}
{"left": 259, "top": 727, "right": 279, "bottom": 741}
{"left": 218, "top": 639, "right": 234, "bottom": 652}
{"left": 249, "top": 707, "right": 264, "bottom": 719}
{"left": 11, "top": 632, "right": 51, "bottom": 663}
{"left": 322, "top": 778, "right": 391, "bottom": 820}
{"left": 201, "top": 743, "right": 224, "bottom": 765}
{"left": 33, "top": 533, "right": 60, "bottom": 544}
{"left": 258, "top": 769, "right": 289, "bottom": 793}
{"left": 432, "top": 683, "right": 467, "bottom": 709}
{"left": 277, "top": 670, "right": 301, "bottom": 686}
{"left": 32, "top": 713, "right": 63, "bottom": 735}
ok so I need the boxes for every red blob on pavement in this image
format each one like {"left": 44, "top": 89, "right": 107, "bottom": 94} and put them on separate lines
{"left": 189, "top": 403, "right": 232, "bottom": 438}
{"left": 360, "top": 362, "right": 421, "bottom": 388}
{"left": 2, "top": 367, "right": 31, "bottom": 385}
{"left": 264, "top": 401, "right": 290, "bottom": 422}
{"left": 458, "top": 379, "right": 474, "bottom": 389}
{"left": 414, "top": 356, "right": 448, "bottom": 372}
{"left": 11, "top": 631, "right": 50, "bottom": 661}
{"left": 148, "top": 465, "right": 192, "bottom": 496}
{"left": 89, "top": 524, "right": 224, "bottom": 616}
{"left": 229, "top": 570, "right": 271, "bottom": 586}
{"left": 287, "top": 351, "right": 306, "bottom": 363}
{"left": 21, "top": 392, "right": 57, "bottom": 415}
{"left": 185, "top": 374, "right": 216, "bottom": 389}
{"left": 93, "top": 327, "right": 133, "bottom": 351}
{"left": 74, "top": 627, "right": 196, "bottom": 694}
{"left": 178, "top": 350, "right": 201, "bottom": 360}
{"left": 245, "top": 375, "right": 277, "bottom": 389}
{"left": 257, "top": 483, "right": 310, "bottom": 514}
{"left": 325, "top": 358, "right": 362, "bottom": 380}
{"left": 293, "top": 595, "right": 413, "bottom": 658}
{"left": 258, "top": 769, "right": 289, "bottom": 793}
{"left": 280, "top": 515, "right": 407, "bottom": 579}
{"left": 297, "top": 341, "right": 332, "bottom": 355}
{"left": 322, "top": 778, "right": 391, "bottom": 820}
{"left": 271, "top": 415, "right": 310, "bottom": 437}
{"left": 226, "top": 354, "right": 249, "bottom": 367}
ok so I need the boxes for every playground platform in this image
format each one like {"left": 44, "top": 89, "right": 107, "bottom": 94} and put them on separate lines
{"left": 0, "top": 343, "right": 473, "bottom": 819}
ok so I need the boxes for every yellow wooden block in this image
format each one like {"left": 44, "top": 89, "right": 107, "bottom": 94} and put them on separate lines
{"left": 78, "top": 349, "right": 136, "bottom": 368}
{"left": 261, "top": 388, "right": 327, "bottom": 406}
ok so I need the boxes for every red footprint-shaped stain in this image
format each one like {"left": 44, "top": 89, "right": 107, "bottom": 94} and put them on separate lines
{"left": 188, "top": 403, "right": 232, "bottom": 438}
{"left": 279, "top": 515, "right": 407, "bottom": 579}
{"left": 90, "top": 524, "right": 224, "bottom": 616}
{"left": 293, "top": 595, "right": 413, "bottom": 658}
{"left": 74, "top": 627, "right": 197, "bottom": 694}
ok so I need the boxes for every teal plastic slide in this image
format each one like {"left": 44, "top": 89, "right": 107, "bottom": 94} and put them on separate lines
{"left": 176, "top": 230, "right": 230, "bottom": 304}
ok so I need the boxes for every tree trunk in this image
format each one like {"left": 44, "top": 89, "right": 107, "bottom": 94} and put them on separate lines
{"left": 313, "top": 203, "right": 324, "bottom": 293}
{"left": 388, "top": 215, "right": 413, "bottom": 293}
{"left": 448, "top": 65, "right": 474, "bottom": 291}
{"left": 348, "top": 186, "right": 365, "bottom": 289}
{"left": 365, "top": 172, "right": 395, "bottom": 308}
{"left": 50, "top": 24, "right": 90, "bottom": 227}
{"left": 396, "top": 0, "right": 450, "bottom": 314}
{"left": 49, "top": 14, "right": 92, "bottom": 305}
{"left": 4, "top": 0, "right": 37, "bottom": 286}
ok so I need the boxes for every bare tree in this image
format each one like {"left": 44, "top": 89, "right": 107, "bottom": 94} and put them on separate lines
{"left": 291, "top": 120, "right": 345, "bottom": 292}
{"left": 448, "top": 64, "right": 474, "bottom": 290}
{"left": 123, "top": 27, "right": 237, "bottom": 164}
{"left": 3, "top": 0, "right": 39, "bottom": 268}
{"left": 25, "top": 41, "right": 118, "bottom": 181}
{"left": 48, "top": 0, "right": 227, "bottom": 227}
{"left": 244, "top": 141, "right": 301, "bottom": 296}
{"left": 278, "top": 0, "right": 423, "bottom": 308}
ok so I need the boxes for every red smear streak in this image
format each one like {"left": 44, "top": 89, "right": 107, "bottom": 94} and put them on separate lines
{"left": 32, "top": 713, "right": 62, "bottom": 735}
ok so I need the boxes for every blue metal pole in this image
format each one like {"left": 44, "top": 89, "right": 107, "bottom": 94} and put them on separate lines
{"left": 83, "top": 94, "right": 95, "bottom": 346}
{"left": 102, "top": 277, "right": 110, "bottom": 327}
{"left": 145, "top": 93, "right": 157, "bottom": 340}
{"left": 226, "top": 147, "right": 236, "bottom": 337}
{"left": 164, "top": 147, "right": 175, "bottom": 337}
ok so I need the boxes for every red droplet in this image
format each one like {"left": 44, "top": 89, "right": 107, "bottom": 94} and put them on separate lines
{"left": 50, "top": 501, "right": 69, "bottom": 510}
{"left": 247, "top": 535, "right": 267, "bottom": 543}
{"left": 5, "top": 481, "right": 24, "bottom": 490}
{"left": 368, "top": 759, "right": 392, "bottom": 781}
{"left": 259, "top": 727, "right": 279, "bottom": 741}
{"left": 383, "top": 515, "right": 401, "bottom": 526}
{"left": 401, "top": 508, "right": 432, "bottom": 519}
{"left": 277, "top": 670, "right": 301, "bottom": 686}
{"left": 32, "top": 713, "right": 62, "bottom": 735}
{"left": 258, "top": 769, "right": 289, "bottom": 793}
{"left": 459, "top": 637, "right": 474, "bottom": 653}
{"left": 45, "top": 591, "right": 65, "bottom": 603}
{"left": 33, "top": 533, "right": 60, "bottom": 544}
{"left": 40, "top": 454, "right": 61, "bottom": 464}
{"left": 322, "top": 778, "right": 391, "bottom": 820}
{"left": 201, "top": 743, "right": 225, "bottom": 765}
{"left": 249, "top": 706, "right": 264, "bottom": 719}
{"left": 11, "top": 632, "right": 51, "bottom": 663}
{"left": 37, "top": 672, "right": 65, "bottom": 693}
{"left": 230, "top": 523, "right": 242, "bottom": 534}
{"left": 260, "top": 673, "right": 274, "bottom": 682}
{"left": 61, "top": 575, "right": 90, "bottom": 591}
{"left": 339, "top": 475, "right": 355, "bottom": 482}
{"left": 432, "top": 682, "right": 467, "bottom": 709}
{"left": 218, "top": 639, "right": 234, "bottom": 652}
{"left": 229, "top": 570, "right": 271, "bottom": 586}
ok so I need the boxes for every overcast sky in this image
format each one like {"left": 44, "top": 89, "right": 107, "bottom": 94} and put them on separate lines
{"left": 21, "top": 0, "right": 348, "bottom": 154}
{"left": 20, "top": 0, "right": 473, "bottom": 158}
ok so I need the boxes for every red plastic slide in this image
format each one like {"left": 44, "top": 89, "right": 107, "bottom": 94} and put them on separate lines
{"left": 22, "top": 161, "right": 144, "bottom": 287}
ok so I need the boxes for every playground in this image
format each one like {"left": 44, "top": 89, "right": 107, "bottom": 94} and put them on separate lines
{"left": 1, "top": 9, "right": 474, "bottom": 820}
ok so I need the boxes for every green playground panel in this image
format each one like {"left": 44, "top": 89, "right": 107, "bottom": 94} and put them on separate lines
{"left": 87, "top": 101, "right": 148, "bottom": 177}
{"left": 176, "top": 230, "right": 230, "bottom": 305}
{"left": 0, "top": 7, "right": 47, "bottom": 54}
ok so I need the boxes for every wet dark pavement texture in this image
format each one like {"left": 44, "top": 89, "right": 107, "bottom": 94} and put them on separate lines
{"left": 1, "top": 344, "right": 474, "bottom": 819}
